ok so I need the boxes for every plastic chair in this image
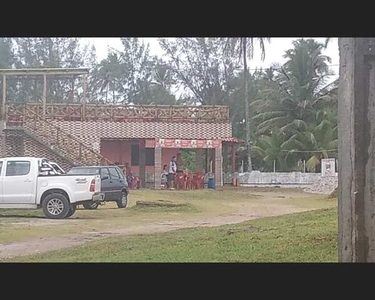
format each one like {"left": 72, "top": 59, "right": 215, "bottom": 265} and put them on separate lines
{"left": 190, "top": 173, "right": 199, "bottom": 189}
{"left": 175, "top": 173, "right": 185, "bottom": 190}
{"left": 185, "top": 173, "right": 192, "bottom": 189}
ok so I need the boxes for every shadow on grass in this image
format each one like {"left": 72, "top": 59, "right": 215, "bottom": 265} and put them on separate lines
{"left": 0, "top": 211, "right": 102, "bottom": 220}
{"left": 0, "top": 214, "right": 45, "bottom": 219}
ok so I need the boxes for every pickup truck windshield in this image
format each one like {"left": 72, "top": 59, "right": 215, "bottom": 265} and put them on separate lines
{"left": 68, "top": 168, "right": 99, "bottom": 175}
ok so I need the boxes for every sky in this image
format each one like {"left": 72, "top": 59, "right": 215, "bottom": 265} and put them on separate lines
{"left": 84, "top": 37, "right": 339, "bottom": 77}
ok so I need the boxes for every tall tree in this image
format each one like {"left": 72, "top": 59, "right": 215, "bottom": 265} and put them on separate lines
{"left": 0, "top": 38, "right": 15, "bottom": 103}
{"left": 222, "top": 38, "right": 270, "bottom": 172}
{"left": 0, "top": 38, "right": 14, "bottom": 69}
{"left": 251, "top": 39, "right": 336, "bottom": 135}
{"left": 11, "top": 38, "right": 92, "bottom": 103}
{"left": 159, "top": 38, "right": 238, "bottom": 105}
{"left": 92, "top": 38, "right": 156, "bottom": 104}
{"left": 250, "top": 39, "right": 338, "bottom": 172}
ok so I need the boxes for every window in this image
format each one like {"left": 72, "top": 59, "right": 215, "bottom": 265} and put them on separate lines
{"left": 100, "top": 168, "right": 110, "bottom": 179}
{"left": 0, "top": 161, "right": 3, "bottom": 176}
{"left": 132, "top": 144, "right": 154, "bottom": 166}
{"left": 109, "top": 167, "right": 120, "bottom": 180}
{"left": 6, "top": 161, "right": 31, "bottom": 176}
{"left": 146, "top": 148, "right": 155, "bottom": 166}
{"left": 115, "top": 167, "right": 124, "bottom": 179}
{"left": 131, "top": 144, "right": 139, "bottom": 166}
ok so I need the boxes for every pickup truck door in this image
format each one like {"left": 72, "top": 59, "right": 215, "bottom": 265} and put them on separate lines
{"left": 2, "top": 160, "right": 36, "bottom": 204}
{"left": 100, "top": 167, "right": 112, "bottom": 201}
{"left": 108, "top": 167, "right": 123, "bottom": 200}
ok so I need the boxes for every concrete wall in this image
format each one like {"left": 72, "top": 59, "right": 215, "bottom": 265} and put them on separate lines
{"left": 223, "top": 171, "right": 332, "bottom": 185}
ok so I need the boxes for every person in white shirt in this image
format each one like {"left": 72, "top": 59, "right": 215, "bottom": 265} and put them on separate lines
{"left": 168, "top": 156, "right": 177, "bottom": 189}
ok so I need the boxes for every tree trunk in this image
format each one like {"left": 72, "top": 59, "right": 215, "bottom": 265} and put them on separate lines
{"left": 243, "top": 38, "right": 252, "bottom": 172}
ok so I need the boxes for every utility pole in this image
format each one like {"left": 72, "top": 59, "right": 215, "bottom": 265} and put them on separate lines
{"left": 338, "top": 38, "right": 375, "bottom": 262}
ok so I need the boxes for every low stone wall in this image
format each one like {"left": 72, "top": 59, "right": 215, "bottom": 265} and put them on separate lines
{"left": 224, "top": 171, "right": 332, "bottom": 186}
{"left": 146, "top": 171, "right": 330, "bottom": 186}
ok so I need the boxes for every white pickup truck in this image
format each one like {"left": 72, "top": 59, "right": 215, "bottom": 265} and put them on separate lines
{"left": 0, "top": 157, "right": 105, "bottom": 219}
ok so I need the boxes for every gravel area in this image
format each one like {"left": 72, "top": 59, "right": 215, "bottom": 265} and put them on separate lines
{"left": 303, "top": 176, "right": 338, "bottom": 195}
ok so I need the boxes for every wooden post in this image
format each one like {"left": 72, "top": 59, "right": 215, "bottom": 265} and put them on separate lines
{"left": 154, "top": 146, "right": 162, "bottom": 189}
{"left": 2, "top": 74, "right": 6, "bottom": 120}
{"left": 214, "top": 145, "right": 222, "bottom": 188}
{"left": 338, "top": 37, "right": 375, "bottom": 262}
{"left": 43, "top": 74, "right": 47, "bottom": 116}
{"left": 82, "top": 73, "right": 87, "bottom": 121}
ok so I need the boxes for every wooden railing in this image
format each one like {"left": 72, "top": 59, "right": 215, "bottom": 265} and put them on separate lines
{"left": 5, "top": 103, "right": 230, "bottom": 124}
{"left": 21, "top": 107, "right": 113, "bottom": 166}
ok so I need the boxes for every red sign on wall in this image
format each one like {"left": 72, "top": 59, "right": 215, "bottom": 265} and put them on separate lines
{"left": 180, "top": 140, "right": 190, "bottom": 148}
{"left": 155, "top": 138, "right": 221, "bottom": 148}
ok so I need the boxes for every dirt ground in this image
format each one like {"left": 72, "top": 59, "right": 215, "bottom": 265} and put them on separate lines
{"left": 0, "top": 187, "right": 336, "bottom": 260}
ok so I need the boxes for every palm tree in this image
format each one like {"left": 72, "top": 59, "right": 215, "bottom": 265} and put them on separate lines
{"left": 151, "top": 60, "right": 175, "bottom": 90}
{"left": 251, "top": 130, "right": 297, "bottom": 172}
{"left": 91, "top": 52, "right": 125, "bottom": 104}
{"left": 288, "top": 111, "right": 338, "bottom": 171}
{"left": 223, "top": 38, "right": 270, "bottom": 172}
{"left": 251, "top": 39, "right": 336, "bottom": 136}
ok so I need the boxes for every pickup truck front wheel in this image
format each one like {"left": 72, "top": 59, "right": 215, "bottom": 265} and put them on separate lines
{"left": 42, "top": 193, "right": 70, "bottom": 219}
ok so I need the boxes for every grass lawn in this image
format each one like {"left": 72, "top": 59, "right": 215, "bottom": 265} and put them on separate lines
{"left": 0, "top": 188, "right": 336, "bottom": 244}
{"left": 10, "top": 207, "right": 338, "bottom": 262}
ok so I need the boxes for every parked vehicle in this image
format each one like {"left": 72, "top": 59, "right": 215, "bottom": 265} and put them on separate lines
{"left": 0, "top": 157, "right": 105, "bottom": 219}
{"left": 67, "top": 166, "right": 129, "bottom": 209}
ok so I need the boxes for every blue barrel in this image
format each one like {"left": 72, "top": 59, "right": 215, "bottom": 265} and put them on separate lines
{"left": 208, "top": 177, "right": 215, "bottom": 189}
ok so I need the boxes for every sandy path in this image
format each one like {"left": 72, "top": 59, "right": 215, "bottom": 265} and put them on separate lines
{"left": 0, "top": 205, "right": 308, "bottom": 260}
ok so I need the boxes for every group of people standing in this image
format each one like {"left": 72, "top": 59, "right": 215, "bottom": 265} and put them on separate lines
{"left": 117, "top": 154, "right": 181, "bottom": 190}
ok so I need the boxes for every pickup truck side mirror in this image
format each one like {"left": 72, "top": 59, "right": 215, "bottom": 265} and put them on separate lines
{"left": 101, "top": 175, "right": 109, "bottom": 181}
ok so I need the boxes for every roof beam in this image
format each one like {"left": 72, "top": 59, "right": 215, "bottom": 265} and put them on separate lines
{"left": 0, "top": 68, "right": 89, "bottom": 77}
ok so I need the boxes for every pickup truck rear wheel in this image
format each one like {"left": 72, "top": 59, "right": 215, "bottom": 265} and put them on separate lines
{"left": 65, "top": 204, "right": 77, "bottom": 218}
{"left": 116, "top": 191, "right": 128, "bottom": 208}
{"left": 82, "top": 201, "right": 99, "bottom": 210}
{"left": 42, "top": 193, "right": 70, "bottom": 219}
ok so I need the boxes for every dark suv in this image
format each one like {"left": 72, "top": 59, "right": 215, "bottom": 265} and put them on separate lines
{"left": 67, "top": 166, "right": 129, "bottom": 209}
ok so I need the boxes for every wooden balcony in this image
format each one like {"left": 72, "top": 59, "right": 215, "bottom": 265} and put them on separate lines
{"left": 4, "top": 103, "right": 230, "bottom": 125}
